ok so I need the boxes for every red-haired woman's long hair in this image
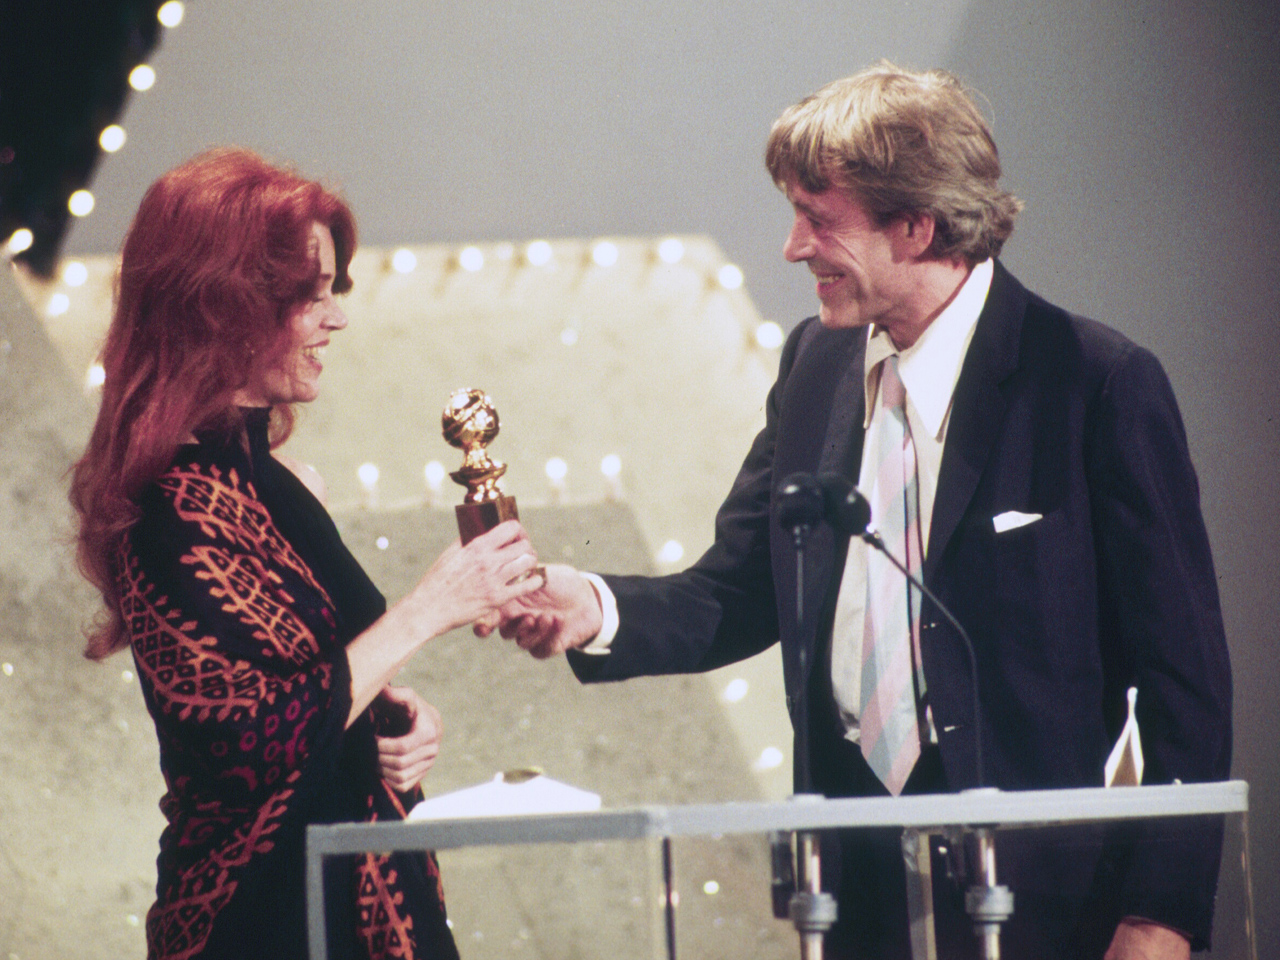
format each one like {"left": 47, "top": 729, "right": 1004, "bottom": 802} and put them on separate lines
{"left": 70, "top": 147, "right": 357, "bottom": 660}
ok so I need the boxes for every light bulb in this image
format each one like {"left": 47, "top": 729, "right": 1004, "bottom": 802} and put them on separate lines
{"left": 755, "top": 321, "right": 784, "bottom": 349}
{"left": 158, "top": 1, "right": 185, "bottom": 27}
{"left": 6, "top": 228, "right": 34, "bottom": 254}
{"left": 753, "top": 747, "right": 784, "bottom": 771}
{"left": 526, "top": 240, "right": 552, "bottom": 266}
{"left": 129, "top": 64, "right": 156, "bottom": 91}
{"left": 545, "top": 457, "right": 568, "bottom": 483}
{"left": 99, "top": 125, "right": 126, "bottom": 152}
{"left": 717, "top": 263, "right": 744, "bottom": 290}
{"left": 391, "top": 248, "right": 417, "bottom": 273}
{"left": 658, "top": 540, "right": 684, "bottom": 564}
{"left": 459, "top": 246, "right": 484, "bottom": 272}
{"left": 62, "top": 261, "right": 88, "bottom": 286}
{"left": 657, "top": 238, "right": 685, "bottom": 264}
{"left": 592, "top": 241, "right": 619, "bottom": 267}
{"left": 68, "top": 190, "right": 95, "bottom": 217}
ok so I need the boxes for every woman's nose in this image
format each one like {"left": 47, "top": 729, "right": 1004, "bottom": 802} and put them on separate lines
{"left": 325, "top": 302, "right": 348, "bottom": 330}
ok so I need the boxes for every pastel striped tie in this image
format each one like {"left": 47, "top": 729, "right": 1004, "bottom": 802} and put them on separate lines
{"left": 860, "top": 355, "right": 924, "bottom": 796}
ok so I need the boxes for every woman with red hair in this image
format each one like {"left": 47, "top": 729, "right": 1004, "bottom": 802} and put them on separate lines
{"left": 70, "top": 148, "right": 540, "bottom": 960}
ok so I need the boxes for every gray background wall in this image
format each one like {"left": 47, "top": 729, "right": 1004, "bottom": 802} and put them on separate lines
{"left": 54, "top": 0, "right": 1279, "bottom": 955}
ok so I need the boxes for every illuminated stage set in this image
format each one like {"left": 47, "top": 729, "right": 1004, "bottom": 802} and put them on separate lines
{"left": 2, "top": 237, "right": 804, "bottom": 959}
{"left": 2, "top": 3, "right": 1272, "bottom": 957}
{"left": 1, "top": 241, "right": 1255, "bottom": 959}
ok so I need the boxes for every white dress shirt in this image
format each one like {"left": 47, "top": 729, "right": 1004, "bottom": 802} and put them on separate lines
{"left": 830, "top": 259, "right": 992, "bottom": 743}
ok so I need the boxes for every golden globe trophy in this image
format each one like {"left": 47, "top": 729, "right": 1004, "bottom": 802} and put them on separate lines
{"left": 441, "top": 387, "right": 521, "bottom": 544}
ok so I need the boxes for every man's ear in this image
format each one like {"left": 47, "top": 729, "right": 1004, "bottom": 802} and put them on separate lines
{"left": 894, "top": 211, "right": 936, "bottom": 259}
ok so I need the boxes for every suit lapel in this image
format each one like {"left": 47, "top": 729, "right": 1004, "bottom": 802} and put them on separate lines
{"left": 772, "top": 321, "right": 865, "bottom": 704}
{"left": 805, "top": 329, "right": 865, "bottom": 695}
{"left": 924, "top": 261, "right": 1027, "bottom": 583}
{"left": 818, "top": 327, "right": 869, "bottom": 480}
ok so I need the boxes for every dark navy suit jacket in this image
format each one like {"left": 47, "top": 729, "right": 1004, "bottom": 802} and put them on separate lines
{"left": 572, "top": 261, "right": 1231, "bottom": 947}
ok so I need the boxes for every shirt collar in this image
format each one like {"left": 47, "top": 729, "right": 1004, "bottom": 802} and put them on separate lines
{"left": 863, "top": 258, "right": 994, "bottom": 437}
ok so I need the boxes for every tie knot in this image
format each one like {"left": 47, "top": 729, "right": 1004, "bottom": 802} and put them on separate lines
{"left": 880, "top": 356, "right": 906, "bottom": 410}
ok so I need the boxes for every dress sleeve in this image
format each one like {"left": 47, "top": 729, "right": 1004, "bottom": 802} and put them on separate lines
{"left": 122, "top": 460, "right": 353, "bottom": 813}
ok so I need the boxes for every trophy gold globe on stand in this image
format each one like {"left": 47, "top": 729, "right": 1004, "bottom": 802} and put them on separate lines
{"left": 441, "top": 387, "right": 522, "bottom": 544}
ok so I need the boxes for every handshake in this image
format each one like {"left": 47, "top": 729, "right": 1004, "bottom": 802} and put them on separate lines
{"left": 475, "top": 562, "right": 607, "bottom": 660}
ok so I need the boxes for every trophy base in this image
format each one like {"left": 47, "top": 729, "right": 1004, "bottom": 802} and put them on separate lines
{"left": 456, "top": 495, "right": 520, "bottom": 544}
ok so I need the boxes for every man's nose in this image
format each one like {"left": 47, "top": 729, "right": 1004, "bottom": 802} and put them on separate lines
{"left": 783, "top": 217, "right": 813, "bottom": 262}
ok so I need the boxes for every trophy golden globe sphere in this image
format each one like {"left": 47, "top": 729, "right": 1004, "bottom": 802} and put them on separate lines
{"left": 442, "top": 388, "right": 500, "bottom": 452}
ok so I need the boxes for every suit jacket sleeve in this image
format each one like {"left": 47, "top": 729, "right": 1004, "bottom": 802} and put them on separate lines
{"left": 1087, "top": 341, "right": 1232, "bottom": 945}
{"left": 565, "top": 320, "right": 829, "bottom": 683}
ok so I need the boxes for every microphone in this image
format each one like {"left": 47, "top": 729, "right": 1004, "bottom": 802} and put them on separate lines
{"left": 815, "top": 473, "right": 985, "bottom": 788}
{"left": 777, "top": 472, "right": 826, "bottom": 547}
{"left": 819, "top": 472, "right": 872, "bottom": 535}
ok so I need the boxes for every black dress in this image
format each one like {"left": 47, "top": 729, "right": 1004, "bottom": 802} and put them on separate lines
{"left": 120, "top": 409, "right": 458, "bottom": 960}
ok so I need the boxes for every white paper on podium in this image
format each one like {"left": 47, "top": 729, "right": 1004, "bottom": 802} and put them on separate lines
{"left": 407, "top": 772, "right": 602, "bottom": 821}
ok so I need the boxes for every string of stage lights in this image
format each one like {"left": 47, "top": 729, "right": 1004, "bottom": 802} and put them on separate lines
{"left": 2, "top": 2, "right": 187, "bottom": 271}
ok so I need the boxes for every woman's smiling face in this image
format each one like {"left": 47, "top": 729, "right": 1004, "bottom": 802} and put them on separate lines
{"left": 238, "top": 221, "right": 347, "bottom": 407}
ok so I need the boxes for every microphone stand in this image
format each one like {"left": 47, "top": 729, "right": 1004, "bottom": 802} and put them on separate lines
{"left": 776, "top": 475, "right": 839, "bottom": 960}
{"left": 858, "top": 529, "right": 1012, "bottom": 957}
{"left": 857, "top": 535, "right": 1011, "bottom": 959}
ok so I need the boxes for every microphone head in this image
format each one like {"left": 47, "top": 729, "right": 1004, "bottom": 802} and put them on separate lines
{"left": 776, "top": 472, "right": 825, "bottom": 531}
{"left": 817, "top": 473, "right": 872, "bottom": 535}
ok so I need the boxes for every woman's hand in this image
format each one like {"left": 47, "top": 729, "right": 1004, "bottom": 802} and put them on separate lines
{"left": 345, "top": 520, "right": 543, "bottom": 725}
{"left": 404, "top": 519, "right": 545, "bottom": 640}
{"left": 474, "top": 563, "right": 605, "bottom": 659}
{"left": 375, "top": 686, "right": 443, "bottom": 793}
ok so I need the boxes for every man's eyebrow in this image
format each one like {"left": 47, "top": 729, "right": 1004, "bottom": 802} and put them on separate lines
{"left": 793, "top": 198, "right": 825, "bottom": 220}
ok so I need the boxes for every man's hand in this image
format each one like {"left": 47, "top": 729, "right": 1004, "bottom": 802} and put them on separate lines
{"left": 474, "top": 563, "right": 604, "bottom": 659}
{"left": 1104, "top": 918, "right": 1191, "bottom": 960}
{"left": 374, "top": 686, "right": 442, "bottom": 793}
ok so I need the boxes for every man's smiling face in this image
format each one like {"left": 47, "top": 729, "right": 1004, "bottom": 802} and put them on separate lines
{"left": 781, "top": 177, "right": 914, "bottom": 335}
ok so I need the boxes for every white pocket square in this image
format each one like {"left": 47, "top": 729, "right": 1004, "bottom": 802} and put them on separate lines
{"left": 993, "top": 510, "right": 1042, "bottom": 533}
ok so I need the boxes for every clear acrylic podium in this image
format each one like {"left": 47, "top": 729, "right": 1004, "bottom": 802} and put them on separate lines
{"left": 306, "top": 780, "right": 1251, "bottom": 960}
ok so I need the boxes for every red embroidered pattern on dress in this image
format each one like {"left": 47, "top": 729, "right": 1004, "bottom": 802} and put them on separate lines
{"left": 379, "top": 782, "right": 446, "bottom": 908}
{"left": 160, "top": 464, "right": 332, "bottom": 606}
{"left": 120, "top": 551, "right": 277, "bottom": 724}
{"left": 355, "top": 795, "right": 421, "bottom": 960}
{"left": 146, "top": 781, "right": 299, "bottom": 960}
{"left": 185, "top": 543, "right": 319, "bottom": 667}
{"left": 125, "top": 460, "right": 341, "bottom": 959}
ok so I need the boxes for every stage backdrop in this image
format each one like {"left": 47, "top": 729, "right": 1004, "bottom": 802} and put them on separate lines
{"left": 2, "top": 239, "right": 808, "bottom": 960}
{"left": 7, "top": 0, "right": 1278, "bottom": 955}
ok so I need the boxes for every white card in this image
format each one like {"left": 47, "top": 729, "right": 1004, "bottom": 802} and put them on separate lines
{"left": 992, "top": 510, "right": 1042, "bottom": 533}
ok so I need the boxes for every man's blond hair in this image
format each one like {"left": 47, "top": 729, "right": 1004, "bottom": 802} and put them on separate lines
{"left": 766, "top": 62, "right": 1022, "bottom": 265}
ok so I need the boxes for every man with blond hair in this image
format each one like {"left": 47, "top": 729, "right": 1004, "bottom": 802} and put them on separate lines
{"left": 490, "top": 62, "right": 1231, "bottom": 959}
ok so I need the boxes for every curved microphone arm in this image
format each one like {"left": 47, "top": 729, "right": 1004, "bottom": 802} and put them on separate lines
{"left": 858, "top": 526, "right": 984, "bottom": 788}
